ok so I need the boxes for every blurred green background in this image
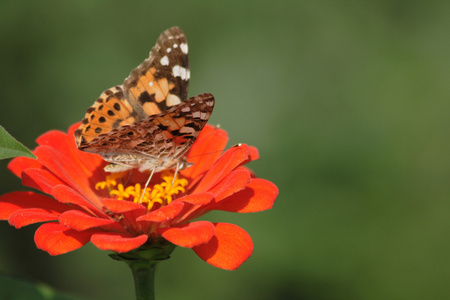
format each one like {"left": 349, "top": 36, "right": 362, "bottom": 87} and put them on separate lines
{"left": 1, "top": 1, "right": 450, "bottom": 299}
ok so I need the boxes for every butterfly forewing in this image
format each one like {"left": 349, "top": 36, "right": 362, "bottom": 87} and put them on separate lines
{"left": 123, "top": 26, "right": 189, "bottom": 117}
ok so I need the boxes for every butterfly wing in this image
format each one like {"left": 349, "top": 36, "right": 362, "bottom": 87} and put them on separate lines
{"left": 78, "top": 93, "right": 214, "bottom": 166}
{"left": 75, "top": 27, "right": 189, "bottom": 148}
{"left": 74, "top": 86, "right": 140, "bottom": 145}
{"left": 123, "top": 26, "right": 190, "bottom": 118}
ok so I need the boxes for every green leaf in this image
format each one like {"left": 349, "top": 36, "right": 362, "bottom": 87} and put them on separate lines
{"left": 0, "top": 125, "right": 36, "bottom": 160}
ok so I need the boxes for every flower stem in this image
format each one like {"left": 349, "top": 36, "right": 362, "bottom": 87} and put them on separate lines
{"left": 128, "top": 259, "right": 158, "bottom": 300}
{"left": 110, "top": 241, "right": 176, "bottom": 300}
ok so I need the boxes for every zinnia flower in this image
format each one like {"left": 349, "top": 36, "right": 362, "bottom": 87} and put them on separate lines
{"left": 0, "top": 123, "right": 278, "bottom": 270}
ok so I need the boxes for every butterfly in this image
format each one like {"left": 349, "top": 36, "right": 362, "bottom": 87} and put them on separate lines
{"left": 74, "top": 27, "right": 215, "bottom": 177}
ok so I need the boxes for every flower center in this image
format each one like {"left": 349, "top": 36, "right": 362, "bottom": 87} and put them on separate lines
{"left": 95, "top": 171, "right": 188, "bottom": 210}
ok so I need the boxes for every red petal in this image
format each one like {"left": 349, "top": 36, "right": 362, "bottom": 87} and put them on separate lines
{"left": 8, "top": 156, "right": 43, "bottom": 178}
{"left": 59, "top": 210, "right": 116, "bottom": 230}
{"left": 9, "top": 208, "right": 59, "bottom": 228}
{"left": 215, "top": 179, "right": 278, "bottom": 213}
{"left": 22, "top": 168, "right": 66, "bottom": 195}
{"left": 182, "top": 125, "right": 228, "bottom": 181}
{"left": 51, "top": 185, "right": 104, "bottom": 216}
{"left": 158, "top": 221, "right": 215, "bottom": 248}
{"left": 192, "top": 144, "right": 251, "bottom": 193}
{"left": 137, "top": 201, "right": 184, "bottom": 223}
{"left": 0, "top": 191, "right": 69, "bottom": 220}
{"left": 181, "top": 170, "right": 251, "bottom": 223}
{"left": 248, "top": 146, "right": 260, "bottom": 161}
{"left": 36, "top": 129, "right": 104, "bottom": 176}
{"left": 36, "top": 129, "right": 68, "bottom": 146}
{"left": 165, "top": 193, "right": 215, "bottom": 225}
{"left": 101, "top": 199, "right": 147, "bottom": 227}
{"left": 193, "top": 222, "right": 253, "bottom": 270}
{"left": 102, "top": 198, "right": 147, "bottom": 214}
{"left": 90, "top": 232, "right": 148, "bottom": 252}
{"left": 35, "top": 222, "right": 94, "bottom": 255}
{"left": 177, "top": 192, "right": 214, "bottom": 205}
{"left": 208, "top": 168, "right": 251, "bottom": 202}
{"left": 34, "top": 145, "right": 100, "bottom": 202}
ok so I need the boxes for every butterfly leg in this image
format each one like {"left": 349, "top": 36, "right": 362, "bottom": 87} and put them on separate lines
{"left": 171, "top": 157, "right": 192, "bottom": 185}
{"left": 140, "top": 167, "right": 156, "bottom": 204}
{"left": 172, "top": 162, "right": 181, "bottom": 185}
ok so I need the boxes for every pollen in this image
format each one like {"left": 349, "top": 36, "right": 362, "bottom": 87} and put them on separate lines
{"left": 96, "top": 171, "right": 188, "bottom": 211}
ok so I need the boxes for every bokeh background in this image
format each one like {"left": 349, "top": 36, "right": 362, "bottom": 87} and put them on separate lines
{"left": 1, "top": 1, "right": 450, "bottom": 299}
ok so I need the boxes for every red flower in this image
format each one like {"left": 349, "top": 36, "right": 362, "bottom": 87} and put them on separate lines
{"left": 0, "top": 123, "right": 278, "bottom": 270}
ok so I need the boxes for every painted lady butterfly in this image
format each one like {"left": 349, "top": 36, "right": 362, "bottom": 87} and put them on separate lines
{"left": 74, "top": 27, "right": 215, "bottom": 175}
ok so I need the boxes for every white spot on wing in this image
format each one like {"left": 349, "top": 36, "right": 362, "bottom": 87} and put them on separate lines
{"left": 167, "top": 48, "right": 172, "bottom": 53}
{"left": 167, "top": 94, "right": 182, "bottom": 106}
{"left": 180, "top": 43, "right": 188, "bottom": 54}
{"left": 160, "top": 56, "right": 169, "bottom": 66}
{"left": 172, "top": 65, "right": 188, "bottom": 80}
{"left": 173, "top": 43, "right": 178, "bottom": 48}
{"left": 149, "top": 81, "right": 153, "bottom": 87}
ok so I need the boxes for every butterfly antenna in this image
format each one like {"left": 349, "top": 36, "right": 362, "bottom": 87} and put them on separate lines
{"left": 184, "top": 148, "right": 227, "bottom": 161}
{"left": 140, "top": 167, "right": 156, "bottom": 204}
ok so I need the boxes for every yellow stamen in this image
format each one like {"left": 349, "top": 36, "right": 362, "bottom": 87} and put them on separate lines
{"left": 96, "top": 171, "right": 188, "bottom": 210}
{"left": 95, "top": 172, "right": 128, "bottom": 191}
{"left": 110, "top": 184, "right": 135, "bottom": 200}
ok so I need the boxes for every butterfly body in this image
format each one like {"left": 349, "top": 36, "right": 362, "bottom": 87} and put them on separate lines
{"left": 74, "top": 27, "right": 214, "bottom": 173}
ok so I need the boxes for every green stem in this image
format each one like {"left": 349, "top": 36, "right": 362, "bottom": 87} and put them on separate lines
{"left": 128, "top": 259, "right": 158, "bottom": 300}
{"left": 109, "top": 241, "right": 176, "bottom": 300}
